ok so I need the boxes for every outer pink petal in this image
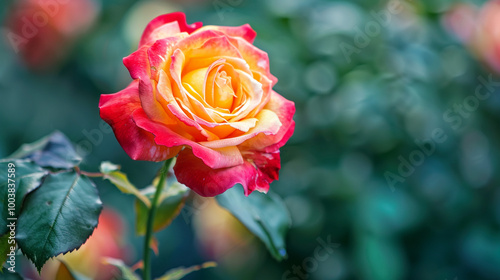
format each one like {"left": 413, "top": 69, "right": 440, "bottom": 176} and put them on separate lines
{"left": 139, "top": 37, "right": 185, "bottom": 125}
{"left": 132, "top": 109, "right": 244, "bottom": 169}
{"left": 239, "top": 91, "right": 295, "bottom": 152}
{"left": 139, "top": 12, "right": 202, "bottom": 47}
{"left": 123, "top": 46, "right": 151, "bottom": 81}
{"left": 173, "top": 148, "right": 281, "bottom": 197}
{"left": 186, "top": 35, "right": 243, "bottom": 60}
{"left": 175, "top": 29, "right": 229, "bottom": 53}
{"left": 194, "top": 24, "right": 257, "bottom": 43}
{"left": 147, "top": 36, "right": 185, "bottom": 80}
{"left": 99, "top": 81, "right": 180, "bottom": 161}
{"left": 263, "top": 120, "right": 295, "bottom": 153}
{"left": 229, "top": 37, "right": 278, "bottom": 86}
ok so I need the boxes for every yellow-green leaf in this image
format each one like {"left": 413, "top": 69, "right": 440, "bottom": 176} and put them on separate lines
{"left": 102, "top": 258, "right": 140, "bottom": 280}
{"left": 135, "top": 182, "right": 189, "bottom": 235}
{"left": 156, "top": 262, "right": 217, "bottom": 280}
{"left": 99, "top": 162, "right": 151, "bottom": 208}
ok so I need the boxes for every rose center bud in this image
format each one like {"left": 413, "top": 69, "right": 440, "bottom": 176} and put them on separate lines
{"left": 183, "top": 65, "right": 236, "bottom": 111}
{"left": 213, "top": 70, "right": 235, "bottom": 109}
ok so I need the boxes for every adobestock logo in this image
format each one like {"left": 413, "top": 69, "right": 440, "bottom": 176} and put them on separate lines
{"left": 76, "top": 120, "right": 113, "bottom": 157}
{"left": 385, "top": 128, "right": 448, "bottom": 191}
{"left": 282, "top": 235, "right": 340, "bottom": 280}
{"left": 385, "top": 74, "right": 500, "bottom": 191}
{"left": 213, "top": 0, "right": 244, "bottom": 21}
{"left": 340, "top": 0, "right": 411, "bottom": 63}
{"left": 443, "top": 75, "right": 500, "bottom": 130}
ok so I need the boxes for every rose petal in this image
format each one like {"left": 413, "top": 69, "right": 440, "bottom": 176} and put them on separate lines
{"left": 166, "top": 54, "right": 219, "bottom": 140}
{"left": 238, "top": 91, "right": 295, "bottom": 152}
{"left": 263, "top": 120, "right": 295, "bottom": 153}
{"left": 199, "top": 109, "right": 281, "bottom": 149}
{"left": 138, "top": 79, "right": 176, "bottom": 125}
{"left": 99, "top": 81, "right": 181, "bottom": 161}
{"left": 174, "top": 148, "right": 280, "bottom": 197}
{"left": 244, "top": 150, "right": 281, "bottom": 193}
{"left": 186, "top": 35, "right": 243, "bottom": 61}
{"left": 123, "top": 46, "right": 150, "bottom": 81}
{"left": 229, "top": 37, "right": 278, "bottom": 86}
{"left": 183, "top": 56, "right": 252, "bottom": 76}
{"left": 194, "top": 24, "right": 257, "bottom": 43}
{"left": 228, "top": 69, "right": 265, "bottom": 122}
{"left": 175, "top": 29, "right": 233, "bottom": 55}
{"left": 139, "top": 12, "right": 202, "bottom": 47}
{"left": 132, "top": 109, "right": 244, "bottom": 169}
{"left": 147, "top": 36, "right": 185, "bottom": 80}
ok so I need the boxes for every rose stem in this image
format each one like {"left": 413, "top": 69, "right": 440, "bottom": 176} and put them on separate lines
{"left": 143, "top": 157, "right": 174, "bottom": 280}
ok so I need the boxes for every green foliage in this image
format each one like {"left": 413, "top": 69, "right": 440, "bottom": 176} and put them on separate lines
{"left": 16, "top": 171, "right": 102, "bottom": 271}
{"left": 0, "top": 132, "right": 103, "bottom": 273}
{"left": 102, "top": 258, "right": 141, "bottom": 280}
{"left": 0, "top": 160, "right": 47, "bottom": 235}
{"left": 216, "top": 185, "right": 291, "bottom": 261}
{"left": 155, "top": 262, "right": 217, "bottom": 280}
{"left": 100, "top": 161, "right": 151, "bottom": 207}
{"left": 135, "top": 181, "right": 190, "bottom": 235}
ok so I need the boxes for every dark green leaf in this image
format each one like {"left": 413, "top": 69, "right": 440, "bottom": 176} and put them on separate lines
{"left": 99, "top": 161, "right": 151, "bottom": 207}
{"left": 135, "top": 182, "right": 189, "bottom": 235}
{"left": 9, "top": 131, "right": 82, "bottom": 169}
{"left": 216, "top": 185, "right": 291, "bottom": 261}
{"left": 102, "top": 258, "right": 140, "bottom": 280}
{"left": 0, "top": 160, "right": 47, "bottom": 236}
{"left": 16, "top": 171, "right": 102, "bottom": 271}
{"left": 155, "top": 261, "right": 217, "bottom": 280}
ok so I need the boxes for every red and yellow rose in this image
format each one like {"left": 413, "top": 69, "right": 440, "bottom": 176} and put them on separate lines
{"left": 99, "top": 13, "right": 295, "bottom": 196}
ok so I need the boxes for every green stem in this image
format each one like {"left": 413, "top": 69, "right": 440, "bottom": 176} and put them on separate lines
{"left": 143, "top": 158, "right": 174, "bottom": 280}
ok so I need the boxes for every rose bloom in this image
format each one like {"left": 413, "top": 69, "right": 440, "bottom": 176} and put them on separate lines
{"left": 99, "top": 12, "right": 295, "bottom": 196}
{"left": 25, "top": 208, "right": 129, "bottom": 280}
{"left": 445, "top": 1, "right": 500, "bottom": 73}
{"left": 4, "top": 0, "right": 98, "bottom": 70}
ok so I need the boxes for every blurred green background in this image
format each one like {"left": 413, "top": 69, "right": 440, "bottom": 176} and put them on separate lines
{"left": 2, "top": 0, "right": 500, "bottom": 279}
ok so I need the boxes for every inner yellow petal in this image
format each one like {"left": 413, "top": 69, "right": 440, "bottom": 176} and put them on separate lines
{"left": 182, "top": 67, "right": 208, "bottom": 101}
